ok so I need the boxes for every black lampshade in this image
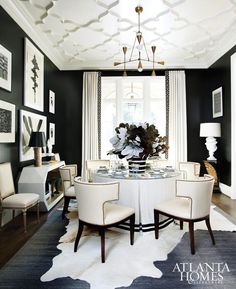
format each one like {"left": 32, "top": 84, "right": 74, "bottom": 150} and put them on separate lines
{"left": 28, "top": 132, "right": 46, "bottom": 147}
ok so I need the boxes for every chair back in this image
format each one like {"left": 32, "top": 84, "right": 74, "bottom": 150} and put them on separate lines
{"left": 0, "top": 162, "right": 15, "bottom": 200}
{"left": 179, "top": 161, "right": 200, "bottom": 180}
{"left": 86, "top": 160, "right": 110, "bottom": 171}
{"left": 59, "top": 165, "right": 77, "bottom": 192}
{"left": 176, "top": 175, "right": 214, "bottom": 219}
{"left": 86, "top": 160, "right": 110, "bottom": 181}
{"left": 74, "top": 178, "right": 119, "bottom": 225}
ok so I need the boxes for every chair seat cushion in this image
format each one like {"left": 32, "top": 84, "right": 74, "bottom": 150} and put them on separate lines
{"left": 65, "top": 186, "right": 75, "bottom": 197}
{"left": 104, "top": 203, "right": 135, "bottom": 225}
{"left": 2, "top": 193, "right": 39, "bottom": 209}
{"left": 155, "top": 197, "right": 192, "bottom": 219}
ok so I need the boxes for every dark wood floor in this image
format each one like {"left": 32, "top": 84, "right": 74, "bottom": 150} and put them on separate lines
{"left": 212, "top": 192, "right": 236, "bottom": 219}
{"left": 0, "top": 193, "right": 236, "bottom": 269}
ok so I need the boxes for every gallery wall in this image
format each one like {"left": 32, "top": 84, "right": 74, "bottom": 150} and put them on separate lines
{"left": 0, "top": 7, "right": 82, "bottom": 181}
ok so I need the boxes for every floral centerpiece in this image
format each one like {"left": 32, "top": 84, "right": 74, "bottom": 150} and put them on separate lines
{"left": 108, "top": 122, "right": 168, "bottom": 160}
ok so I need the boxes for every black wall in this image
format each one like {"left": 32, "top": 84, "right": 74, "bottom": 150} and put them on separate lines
{"left": 0, "top": 6, "right": 82, "bottom": 179}
{"left": 185, "top": 46, "right": 236, "bottom": 186}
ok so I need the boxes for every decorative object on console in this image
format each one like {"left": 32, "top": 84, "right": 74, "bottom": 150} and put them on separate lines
{"left": 0, "top": 99, "right": 15, "bottom": 143}
{"left": 0, "top": 44, "right": 12, "bottom": 91}
{"left": 49, "top": 90, "right": 55, "bottom": 114}
{"left": 200, "top": 122, "right": 221, "bottom": 161}
{"left": 114, "top": 5, "right": 164, "bottom": 76}
{"left": 212, "top": 87, "right": 223, "bottom": 118}
{"left": 29, "top": 131, "right": 46, "bottom": 167}
{"left": 20, "top": 110, "right": 47, "bottom": 162}
{"left": 24, "top": 38, "right": 44, "bottom": 111}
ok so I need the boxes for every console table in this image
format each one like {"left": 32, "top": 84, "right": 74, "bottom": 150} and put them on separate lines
{"left": 18, "top": 161, "right": 65, "bottom": 211}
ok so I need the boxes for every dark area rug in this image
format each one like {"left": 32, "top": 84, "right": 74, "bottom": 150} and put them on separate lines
{"left": 0, "top": 210, "right": 236, "bottom": 289}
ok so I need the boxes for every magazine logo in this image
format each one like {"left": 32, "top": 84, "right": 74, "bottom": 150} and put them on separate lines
{"left": 173, "top": 262, "right": 230, "bottom": 285}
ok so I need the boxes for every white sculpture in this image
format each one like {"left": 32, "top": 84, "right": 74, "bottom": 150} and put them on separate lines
{"left": 47, "top": 139, "right": 53, "bottom": 155}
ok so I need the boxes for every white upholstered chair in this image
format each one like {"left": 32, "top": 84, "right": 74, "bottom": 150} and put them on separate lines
{"left": 0, "top": 162, "right": 39, "bottom": 232}
{"left": 59, "top": 164, "right": 77, "bottom": 219}
{"left": 74, "top": 178, "right": 135, "bottom": 263}
{"left": 86, "top": 159, "right": 110, "bottom": 181}
{"left": 178, "top": 161, "right": 201, "bottom": 180}
{"left": 154, "top": 175, "right": 215, "bottom": 254}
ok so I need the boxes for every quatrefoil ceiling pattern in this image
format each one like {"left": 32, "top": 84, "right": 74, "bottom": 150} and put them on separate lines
{"left": 7, "top": 0, "right": 236, "bottom": 70}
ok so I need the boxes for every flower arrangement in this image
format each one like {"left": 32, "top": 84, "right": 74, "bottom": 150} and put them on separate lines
{"left": 108, "top": 122, "right": 168, "bottom": 160}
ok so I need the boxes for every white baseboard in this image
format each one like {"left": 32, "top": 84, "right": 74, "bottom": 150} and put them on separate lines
{"left": 219, "top": 182, "right": 232, "bottom": 198}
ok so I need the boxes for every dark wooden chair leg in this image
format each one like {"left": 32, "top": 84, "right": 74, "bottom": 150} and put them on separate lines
{"left": 62, "top": 196, "right": 70, "bottom": 219}
{"left": 74, "top": 221, "right": 84, "bottom": 252}
{"left": 37, "top": 202, "right": 40, "bottom": 223}
{"left": 23, "top": 210, "right": 27, "bottom": 233}
{"left": 130, "top": 213, "right": 135, "bottom": 245}
{"left": 180, "top": 220, "right": 183, "bottom": 230}
{"left": 0, "top": 208, "right": 3, "bottom": 229}
{"left": 154, "top": 209, "right": 159, "bottom": 239}
{"left": 205, "top": 216, "right": 215, "bottom": 245}
{"left": 100, "top": 228, "right": 105, "bottom": 263}
{"left": 189, "top": 221, "right": 195, "bottom": 254}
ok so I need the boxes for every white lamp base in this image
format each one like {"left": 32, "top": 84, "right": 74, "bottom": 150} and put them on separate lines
{"left": 205, "top": 136, "right": 218, "bottom": 161}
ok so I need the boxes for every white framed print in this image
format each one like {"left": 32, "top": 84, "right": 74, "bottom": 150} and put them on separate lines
{"left": 20, "top": 110, "right": 47, "bottom": 162}
{"left": 0, "top": 100, "right": 15, "bottom": 142}
{"left": 212, "top": 87, "right": 223, "bottom": 118}
{"left": 24, "top": 38, "right": 44, "bottom": 111}
{"left": 49, "top": 122, "right": 55, "bottom": 145}
{"left": 0, "top": 44, "right": 12, "bottom": 91}
{"left": 49, "top": 90, "right": 55, "bottom": 114}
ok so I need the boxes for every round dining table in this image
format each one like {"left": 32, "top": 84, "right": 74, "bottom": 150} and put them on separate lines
{"left": 93, "top": 170, "right": 179, "bottom": 232}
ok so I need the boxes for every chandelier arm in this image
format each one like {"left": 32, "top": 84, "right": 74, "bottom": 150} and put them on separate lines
{"left": 129, "top": 37, "right": 137, "bottom": 62}
{"left": 140, "top": 59, "right": 164, "bottom": 65}
{"left": 142, "top": 39, "right": 150, "bottom": 61}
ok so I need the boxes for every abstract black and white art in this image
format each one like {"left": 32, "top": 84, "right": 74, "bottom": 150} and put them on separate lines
{"left": 20, "top": 110, "right": 47, "bottom": 161}
{"left": 24, "top": 38, "right": 44, "bottom": 112}
{"left": 49, "top": 122, "right": 55, "bottom": 145}
{"left": 0, "top": 44, "right": 12, "bottom": 92}
{"left": 0, "top": 100, "right": 15, "bottom": 142}
{"left": 49, "top": 90, "right": 55, "bottom": 114}
{"left": 212, "top": 87, "right": 223, "bottom": 118}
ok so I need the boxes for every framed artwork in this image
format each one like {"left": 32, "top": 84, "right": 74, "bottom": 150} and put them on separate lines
{"left": 0, "top": 44, "right": 12, "bottom": 91}
{"left": 49, "top": 122, "right": 55, "bottom": 145}
{"left": 24, "top": 38, "right": 44, "bottom": 111}
{"left": 20, "top": 110, "right": 47, "bottom": 162}
{"left": 49, "top": 90, "right": 55, "bottom": 114}
{"left": 0, "top": 100, "right": 15, "bottom": 142}
{"left": 212, "top": 87, "right": 223, "bottom": 118}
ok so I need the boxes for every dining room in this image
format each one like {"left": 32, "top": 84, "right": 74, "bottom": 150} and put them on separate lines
{"left": 1, "top": 0, "right": 236, "bottom": 288}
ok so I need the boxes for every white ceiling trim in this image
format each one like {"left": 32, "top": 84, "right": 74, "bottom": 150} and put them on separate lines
{"left": 0, "top": 0, "right": 63, "bottom": 69}
{"left": 1, "top": 0, "right": 236, "bottom": 70}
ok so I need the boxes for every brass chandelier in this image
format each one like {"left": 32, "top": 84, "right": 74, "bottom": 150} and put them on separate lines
{"left": 114, "top": 5, "right": 164, "bottom": 76}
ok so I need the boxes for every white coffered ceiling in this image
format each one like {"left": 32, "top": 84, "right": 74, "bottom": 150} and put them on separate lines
{"left": 2, "top": 0, "right": 236, "bottom": 70}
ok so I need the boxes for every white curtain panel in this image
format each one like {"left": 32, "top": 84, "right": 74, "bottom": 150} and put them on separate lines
{"left": 82, "top": 72, "right": 99, "bottom": 179}
{"left": 168, "top": 70, "right": 187, "bottom": 168}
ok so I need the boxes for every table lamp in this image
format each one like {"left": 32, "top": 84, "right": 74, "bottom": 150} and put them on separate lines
{"left": 29, "top": 131, "right": 46, "bottom": 167}
{"left": 200, "top": 123, "right": 221, "bottom": 161}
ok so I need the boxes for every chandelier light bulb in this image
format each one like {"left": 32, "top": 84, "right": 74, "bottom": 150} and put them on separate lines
{"left": 136, "top": 44, "right": 143, "bottom": 51}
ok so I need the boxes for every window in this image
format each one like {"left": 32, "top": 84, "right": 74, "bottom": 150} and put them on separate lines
{"left": 101, "top": 76, "right": 166, "bottom": 159}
